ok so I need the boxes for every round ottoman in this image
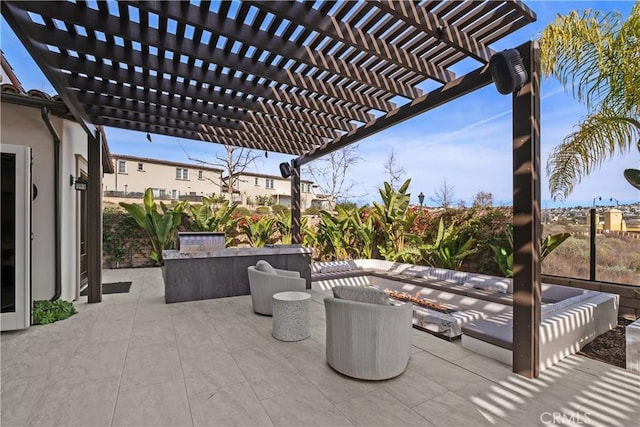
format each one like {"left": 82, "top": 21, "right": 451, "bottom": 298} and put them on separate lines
{"left": 272, "top": 291, "right": 311, "bottom": 341}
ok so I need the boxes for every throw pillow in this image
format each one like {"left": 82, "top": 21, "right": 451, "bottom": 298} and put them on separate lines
{"left": 332, "top": 286, "right": 390, "bottom": 305}
{"left": 463, "top": 274, "right": 512, "bottom": 294}
{"left": 255, "top": 260, "right": 276, "bottom": 275}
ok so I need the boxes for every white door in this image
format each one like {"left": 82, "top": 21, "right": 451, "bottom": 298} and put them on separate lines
{"left": 1, "top": 144, "right": 31, "bottom": 331}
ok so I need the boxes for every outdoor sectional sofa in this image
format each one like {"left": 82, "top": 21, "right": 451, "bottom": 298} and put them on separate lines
{"left": 311, "top": 259, "right": 619, "bottom": 371}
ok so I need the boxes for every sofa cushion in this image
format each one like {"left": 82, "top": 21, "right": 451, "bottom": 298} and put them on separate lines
{"left": 464, "top": 274, "right": 512, "bottom": 294}
{"left": 255, "top": 260, "right": 276, "bottom": 275}
{"left": 423, "top": 268, "right": 469, "bottom": 284}
{"left": 541, "top": 292, "right": 596, "bottom": 315}
{"left": 332, "top": 286, "right": 391, "bottom": 306}
{"left": 541, "top": 284, "right": 587, "bottom": 302}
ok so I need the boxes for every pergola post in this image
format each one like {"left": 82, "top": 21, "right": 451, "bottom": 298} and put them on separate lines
{"left": 87, "top": 129, "right": 102, "bottom": 303}
{"left": 512, "top": 40, "right": 541, "bottom": 378}
{"left": 291, "top": 161, "right": 302, "bottom": 244}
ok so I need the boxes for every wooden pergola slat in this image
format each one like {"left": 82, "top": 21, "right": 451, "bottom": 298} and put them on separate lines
{"left": 247, "top": 0, "right": 456, "bottom": 83}
{"left": 370, "top": 0, "right": 495, "bottom": 63}
{"left": 131, "top": 1, "right": 422, "bottom": 100}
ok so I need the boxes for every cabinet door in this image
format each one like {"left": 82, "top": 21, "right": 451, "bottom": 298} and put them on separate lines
{"left": 1, "top": 144, "right": 31, "bottom": 331}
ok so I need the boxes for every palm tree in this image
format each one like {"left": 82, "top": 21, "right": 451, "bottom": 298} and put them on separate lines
{"left": 540, "top": 2, "right": 640, "bottom": 200}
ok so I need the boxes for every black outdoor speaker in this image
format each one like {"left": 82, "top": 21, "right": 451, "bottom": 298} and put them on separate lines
{"left": 489, "top": 49, "right": 528, "bottom": 95}
{"left": 279, "top": 162, "right": 292, "bottom": 178}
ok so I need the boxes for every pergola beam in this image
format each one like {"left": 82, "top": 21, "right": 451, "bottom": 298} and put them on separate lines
{"left": 296, "top": 63, "right": 493, "bottom": 166}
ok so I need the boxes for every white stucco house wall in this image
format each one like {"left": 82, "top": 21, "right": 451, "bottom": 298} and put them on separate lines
{"left": 1, "top": 53, "right": 113, "bottom": 330}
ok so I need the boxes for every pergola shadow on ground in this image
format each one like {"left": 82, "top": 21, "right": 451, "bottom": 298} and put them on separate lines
{"left": 2, "top": 268, "right": 638, "bottom": 427}
{"left": 3, "top": 1, "right": 544, "bottom": 376}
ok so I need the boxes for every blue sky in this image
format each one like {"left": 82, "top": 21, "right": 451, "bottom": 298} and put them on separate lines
{"left": 2, "top": 1, "right": 638, "bottom": 208}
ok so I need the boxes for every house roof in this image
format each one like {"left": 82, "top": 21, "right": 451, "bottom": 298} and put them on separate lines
{"left": 2, "top": 51, "right": 115, "bottom": 173}
{"left": 0, "top": 88, "right": 115, "bottom": 174}
{"left": 2, "top": 1, "right": 535, "bottom": 162}
{"left": 111, "top": 153, "right": 223, "bottom": 172}
{"left": 0, "top": 50, "right": 25, "bottom": 91}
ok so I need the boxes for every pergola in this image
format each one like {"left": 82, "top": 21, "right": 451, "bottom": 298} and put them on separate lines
{"left": 3, "top": 0, "right": 542, "bottom": 377}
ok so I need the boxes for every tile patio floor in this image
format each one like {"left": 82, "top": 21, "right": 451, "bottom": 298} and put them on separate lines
{"left": 1, "top": 267, "right": 638, "bottom": 427}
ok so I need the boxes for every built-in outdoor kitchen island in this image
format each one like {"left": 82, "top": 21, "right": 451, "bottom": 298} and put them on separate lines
{"left": 163, "top": 233, "right": 311, "bottom": 303}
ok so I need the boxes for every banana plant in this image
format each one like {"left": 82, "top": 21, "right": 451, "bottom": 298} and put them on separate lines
{"left": 316, "top": 210, "right": 350, "bottom": 260}
{"left": 188, "top": 197, "right": 239, "bottom": 245}
{"left": 275, "top": 211, "right": 292, "bottom": 244}
{"left": 373, "top": 179, "right": 420, "bottom": 262}
{"left": 422, "top": 218, "right": 477, "bottom": 270}
{"left": 240, "top": 216, "right": 276, "bottom": 247}
{"left": 348, "top": 207, "right": 377, "bottom": 259}
{"left": 301, "top": 216, "right": 317, "bottom": 249}
{"left": 491, "top": 224, "right": 571, "bottom": 277}
{"left": 120, "top": 188, "right": 187, "bottom": 265}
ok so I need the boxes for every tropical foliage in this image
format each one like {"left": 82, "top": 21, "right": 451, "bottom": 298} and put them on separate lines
{"left": 374, "top": 179, "right": 420, "bottom": 263}
{"left": 120, "top": 188, "right": 187, "bottom": 265}
{"left": 540, "top": 2, "right": 640, "bottom": 199}
{"left": 188, "top": 197, "right": 239, "bottom": 245}
{"left": 115, "top": 182, "right": 569, "bottom": 275}
{"left": 240, "top": 215, "right": 276, "bottom": 247}
{"left": 490, "top": 224, "right": 571, "bottom": 278}
{"left": 422, "top": 219, "right": 477, "bottom": 270}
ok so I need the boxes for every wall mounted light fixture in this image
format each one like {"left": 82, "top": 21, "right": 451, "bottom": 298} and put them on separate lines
{"left": 70, "top": 174, "right": 87, "bottom": 191}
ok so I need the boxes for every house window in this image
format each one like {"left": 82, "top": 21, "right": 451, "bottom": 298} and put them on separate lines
{"left": 172, "top": 189, "right": 177, "bottom": 199}
{"left": 118, "top": 160, "right": 126, "bottom": 174}
{"left": 265, "top": 178, "right": 274, "bottom": 189}
{"left": 176, "top": 168, "right": 188, "bottom": 180}
{"left": 254, "top": 177, "right": 259, "bottom": 186}
{"left": 198, "top": 170, "right": 204, "bottom": 180}
{"left": 152, "top": 188, "right": 166, "bottom": 198}
{"left": 137, "top": 162, "right": 144, "bottom": 171}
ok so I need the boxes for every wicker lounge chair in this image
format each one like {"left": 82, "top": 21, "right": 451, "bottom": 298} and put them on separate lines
{"left": 324, "top": 294, "right": 413, "bottom": 380}
{"left": 248, "top": 262, "right": 306, "bottom": 315}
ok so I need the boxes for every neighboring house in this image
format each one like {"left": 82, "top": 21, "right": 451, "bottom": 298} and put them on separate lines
{"left": 223, "top": 171, "right": 323, "bottom": 210}
{"left": 1, "top": 52, "right": 113, "bottom": 330}
{"left": 102, "top": 155, "right": 223, "bottom": 201}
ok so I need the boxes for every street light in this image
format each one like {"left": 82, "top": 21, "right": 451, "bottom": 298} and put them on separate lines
{"left": 592, "top": 196, "right": 601, "bottom": 207}
{"left": 418, "top": 192, "right": 425, "bottom": 207}
{"left": 610, "top": 197, "right": 619, "bottom": 208}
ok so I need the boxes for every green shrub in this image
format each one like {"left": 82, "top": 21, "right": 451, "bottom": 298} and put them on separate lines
{"left": 304, "top": 206, "right": 321, "bottom": 216}
{"left": 234, "top": 206, "right": 252, "bottom": 217}
{"left": 255, "top": 206, "right": 271, "bottom": 215}
{"left": 32, "top": 300, "right": 76, "bottom": 325}
{"left": 271, "top": 204, "right": 289, "bottom": 216}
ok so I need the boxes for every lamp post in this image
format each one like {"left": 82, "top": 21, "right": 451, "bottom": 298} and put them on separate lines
{"left": 610, "top": 197, "right": 619, "bottom": 208}
{"left": 589, "top": 196, "right": 601, "bottom": 281}
{"left": 418, "top": 192, "right": 424, "bottom": 208}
